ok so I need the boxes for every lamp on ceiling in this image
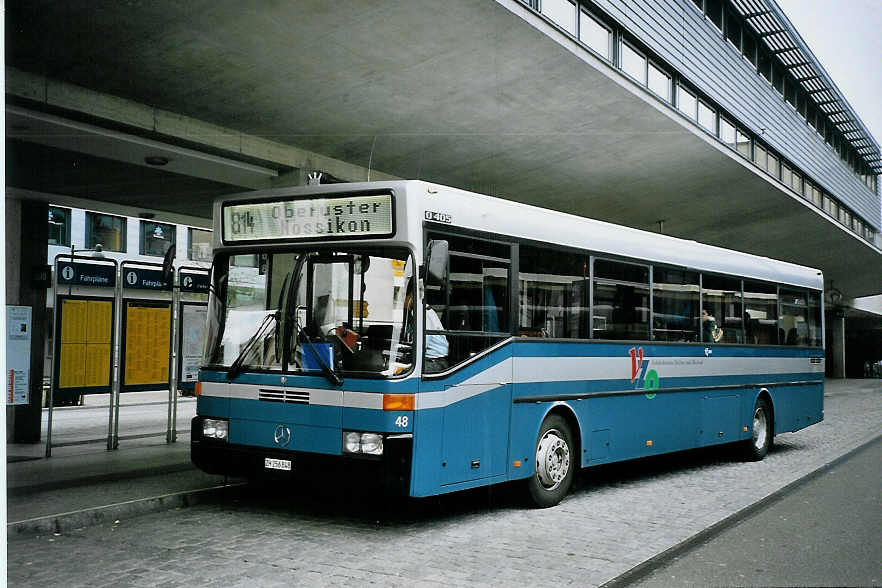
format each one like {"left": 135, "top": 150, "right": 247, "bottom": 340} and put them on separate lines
{"left": 144, "top": 155, "right": 170, "bottom": 166}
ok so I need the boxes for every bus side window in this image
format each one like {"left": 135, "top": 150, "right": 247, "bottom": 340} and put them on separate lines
{"left": 743, "top": 280, "right": 778, "bottom": 345}
{"left": 519, "top": 245, "right": 588, "bottom": 339}
{"left": 593, "top": 259, "right": 650, "bottom": 341}
{"left": 652, "top": 267, "right": 700, "bottom": 342}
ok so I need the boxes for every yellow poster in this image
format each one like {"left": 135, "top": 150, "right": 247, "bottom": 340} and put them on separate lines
{"left": 124, "top": 303, "right": 171, "bottom": 387}
{"left": 59, "top": 343, "right": 86, "bottom": 388}
{"left": 58, "top": 299, "right": 113, "bottom": 389}
{"left": 60, "top": 299, "right": 87, "bottom": 343}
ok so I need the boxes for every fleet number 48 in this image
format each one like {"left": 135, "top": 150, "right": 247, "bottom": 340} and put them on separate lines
{"left": 394, "top": 416, "right": 409, "bottom": 428}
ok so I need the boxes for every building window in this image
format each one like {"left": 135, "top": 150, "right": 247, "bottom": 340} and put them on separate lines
{"left": 810, "top": 183, "right": 823, "bottom": 208}
{"left": 541, "top": 0, "right": 576, "bottom": 35}
{"left": 188, "top": 228, "right": 212, "bottom": 262}
{"left": 736, "top": 128, "right": 751, "bottom": 159}
{"left": 647, "top": 61, "right": 671, "bottom": 101}
{"left": 766, "top": 151, "right": 779, "bottom": 178}
{"left": 698, "top": 100, "right": 716, "bottom": 134}
{"left": 725, "top": 13, "right": 741, "bottom": 50}
{"left": 753, "top": 143, "right": 767, "bottom": 170}
{"left": 85, "top": 212, "right": 126, "bottom": 252}
{"left": 772, "top": 65, "right": 785, "bottom": 95}
{"left": 678, "top": 84, "right": 697, "bottom": 120}
{"left": 742, "top": 32, "right": 757, "bottom": 65}
{"left": 720, "top": 117, "right": 736, "bottom": 149}
{"left": 781, "top": 163, "right": 793, "bottom": 188}
{"left": 580, "top": 10, "right": 611, "bottom": 60}
{"left": 758, "top": 51, "right": 772, "bottom": 82}
{"left": 785, "top": 79, "right": 797, "bottom": 107}
{"left": 140, "top": 221, "right": 176, "bottom": 257}
{"left": 48, "top": 206, "right": 72, "bottom": 246}
{"left": 620, "top": 41, "right": 647, "bottom": 84}
{"left": 705, "top": 0, "right": 723, "bottom": 32}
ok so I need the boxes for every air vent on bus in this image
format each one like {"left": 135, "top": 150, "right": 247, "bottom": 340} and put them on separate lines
{"left": 258, "top": 388, "right": 309, "bottom": 404}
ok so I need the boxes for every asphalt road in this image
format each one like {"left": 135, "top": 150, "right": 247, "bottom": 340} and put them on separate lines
{"left": 629, "top": 437, "right": 882, "bottom": 587}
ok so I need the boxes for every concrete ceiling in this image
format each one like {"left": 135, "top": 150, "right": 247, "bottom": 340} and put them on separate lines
{"left": 5, "top": 0, "right": 881, "bottom": 297}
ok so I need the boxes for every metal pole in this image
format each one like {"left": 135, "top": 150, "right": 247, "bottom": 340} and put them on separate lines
{"left": 45, "top": 261, "right": 59, "bottom": 458}
{"left": 110, "top": 262, "right": 122, "bottom": 450}
{"left": 167, "top": 271, "right": 179, "bottom": 443}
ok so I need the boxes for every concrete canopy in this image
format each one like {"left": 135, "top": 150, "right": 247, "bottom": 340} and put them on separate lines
{"left": 5, "top": 0, "right": 881, "bottom": 297}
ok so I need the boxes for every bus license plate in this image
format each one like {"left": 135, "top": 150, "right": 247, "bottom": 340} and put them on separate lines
{"left": 264, "top": 458, "right": 292, "bottom": 471}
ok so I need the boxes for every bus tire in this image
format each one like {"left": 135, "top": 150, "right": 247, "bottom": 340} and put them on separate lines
{"left": 526, "top": 414, "right": 574, "bottom": 508}
{"left": 743, "top": 396, "right": 773, "bottom": 461}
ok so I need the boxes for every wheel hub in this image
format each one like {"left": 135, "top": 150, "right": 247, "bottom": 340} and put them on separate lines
{"left": 753, "top": 407, "right": 768, "bottom": 451}
{"left": 536, "top": 429, "right": 570, "bottom": 490}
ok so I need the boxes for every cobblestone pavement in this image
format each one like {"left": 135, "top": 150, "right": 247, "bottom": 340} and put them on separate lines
{"left": 8, "top": 379, "right": 880, "bottom": 587}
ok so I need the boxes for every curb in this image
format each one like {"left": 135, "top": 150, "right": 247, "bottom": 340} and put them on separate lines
{"left": 7, "top": 460, "right": 196, "bottom": 497}
{"left": 7, "top": 482, "right": 247, "bottom": 536}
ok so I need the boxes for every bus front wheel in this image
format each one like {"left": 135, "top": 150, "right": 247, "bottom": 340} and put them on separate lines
{"left": 743, "top": 396, "right": 773, "bottom": 461}
{"left": 527, "top": 414, "right": 574, "bottom": 508}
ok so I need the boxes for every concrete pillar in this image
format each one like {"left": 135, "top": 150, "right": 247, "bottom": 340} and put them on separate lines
{"left": 828, "top": 315, "right": 846, "bottom": 379}
{"left": 5, "top": 198, "right": 48, "bottom": 443}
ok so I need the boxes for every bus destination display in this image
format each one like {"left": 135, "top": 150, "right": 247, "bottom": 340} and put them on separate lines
{"left": 223, "top": 194, "right": 393, "bottom": 242}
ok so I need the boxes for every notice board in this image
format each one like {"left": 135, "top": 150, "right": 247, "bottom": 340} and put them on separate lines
{"left": 178, "top": 303, "right": 207, "bottom": 389}
{"left": 122, "top": 300, "right": 171, "bottom": 390}
{"left": 6, "top": 306, "right": 32, "bottom": 405}
{"left": 57, "top": 297, "right": 113, "bottom": 392}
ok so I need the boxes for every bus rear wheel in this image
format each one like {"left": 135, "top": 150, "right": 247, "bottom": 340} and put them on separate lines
{"left": 743, "top": 396, "right": 773, "bottom": 461}
{"left": 527, "top": 414, "right": 574, "bottom": 508}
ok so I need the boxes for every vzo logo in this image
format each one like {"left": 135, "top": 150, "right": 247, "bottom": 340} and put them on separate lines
{"left": 629, "top": 347, "right": 660, "bottom": 399}
{"left": 704, "top": 347, "right": 713, "bottom": 357}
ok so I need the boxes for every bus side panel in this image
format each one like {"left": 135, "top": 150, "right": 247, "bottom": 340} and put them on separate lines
{"left": 766, "top": 382, "right": 824, "bottom": 434}
{"left": 411, "top": 348, "right": 513, "bottom": 497}
{"left": 196, "top": 395, "right": 230, "bottom": 418}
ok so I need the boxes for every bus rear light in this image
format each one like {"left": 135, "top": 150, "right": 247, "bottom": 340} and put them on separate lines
{"left": 383, "top": 394, "right": 414, "bottom": 411}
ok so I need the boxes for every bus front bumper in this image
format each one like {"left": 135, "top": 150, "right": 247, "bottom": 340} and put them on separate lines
{"left": 190, "top": 417, "right": 413, "bottom": 496}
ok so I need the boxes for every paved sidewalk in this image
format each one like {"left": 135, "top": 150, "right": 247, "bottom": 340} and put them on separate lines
{"left": 5, "top": 378, "right": 881, "bottom": 587}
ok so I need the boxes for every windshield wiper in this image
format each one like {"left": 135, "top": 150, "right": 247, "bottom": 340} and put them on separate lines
{"left": 226, "top": 311, "right": 278, "bottom": 380}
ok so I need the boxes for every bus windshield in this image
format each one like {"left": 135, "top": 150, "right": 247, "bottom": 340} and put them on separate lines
{"left": 205, "top": 247, "right": 415, "bottom": 379}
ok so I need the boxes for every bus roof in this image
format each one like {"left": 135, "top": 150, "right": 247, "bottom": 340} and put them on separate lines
{"left": 213, "top": 180, "right": 823, "bottom": 291}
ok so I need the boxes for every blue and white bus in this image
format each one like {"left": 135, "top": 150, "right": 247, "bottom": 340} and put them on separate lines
{"left": 191, "top": 181, "right": 824, "bottom": 507}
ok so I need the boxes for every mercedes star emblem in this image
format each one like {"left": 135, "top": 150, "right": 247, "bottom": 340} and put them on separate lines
{"left": 273, "top": 424, "right": 291, "bottom": 447}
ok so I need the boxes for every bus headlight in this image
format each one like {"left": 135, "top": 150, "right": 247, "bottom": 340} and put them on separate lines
{"left": 342, "top": 431, "right": 384, "bottom": 455}
{"left": 202, "top": 418, "right": 229, "bottom": 441}
{"left": 344, "top": 431, "right": 362, "bottom": 453}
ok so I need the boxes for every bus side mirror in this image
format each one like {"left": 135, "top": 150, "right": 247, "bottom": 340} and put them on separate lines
{"left": 424, "top": 240, "right": 449, "bottom": 289}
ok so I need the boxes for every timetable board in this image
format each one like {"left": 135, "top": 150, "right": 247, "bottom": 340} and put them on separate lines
{"left": 123, "top": 301, "right": 171, "bottom": 389}
{"left": 57, "top": 298, "right": 113, "bottom": 391}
